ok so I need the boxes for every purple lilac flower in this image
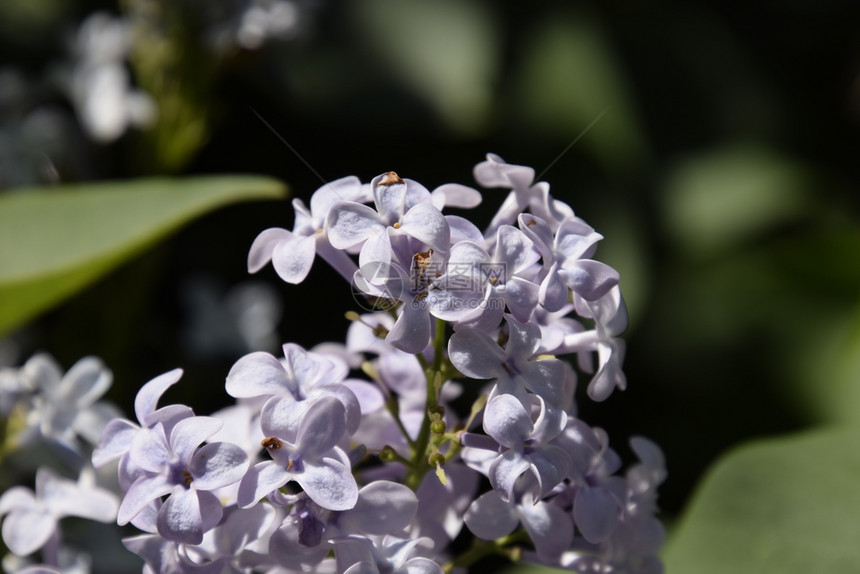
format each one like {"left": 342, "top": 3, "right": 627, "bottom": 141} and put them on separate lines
{"left": 559, "top": 285, "right": 629, "bottom": 401}
{"left": 0, "top": 467, "right": 117, "bottom": 557}
{"left": 14, "top": 354, "right": 117, "bottom": 454}
{"left": 238, "top": 396, "right": 358, "bottom": 511}
{"left": 118, "top": 415, "right": 249, "bottom": 544}
{"left": 518, "top": 213, "right": 620, "bottom": 310}
{"left": 474, "top": 153, "right": 574, "bottom": 235}
{"left": 333, "top": 535, "right": 442, "bottom": 574}
{"left": 462, "top": 393, "right": 570, "bottom": 503}
{"left": 93, "top": 368, "right": 192, "bottom": 469}
{"left": 248, "top": 176, "right": 367, "bottom": 284}
{"left": 465, "top": 488, "right": 574, "bottom": 562}
{"left": 268, "top": 480, "right": 419, "bottom": 570}
{"left": 225, "top": 343, "right": 360, "bottom": 441}
{"left": 326, "top": 172, "right": 451, "bottom": 279}
{"left": 448, "top": 315, "right": 565, "bottom": 406}
{"left": 436, "top": 224, "right": 541, "bottom": 331}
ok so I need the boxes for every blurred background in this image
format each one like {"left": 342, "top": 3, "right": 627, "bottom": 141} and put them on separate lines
{"left": 2, "top": 0, "right": 860, "bottom": 530}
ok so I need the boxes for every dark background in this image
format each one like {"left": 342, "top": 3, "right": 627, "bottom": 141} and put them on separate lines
{"left": 3, "top": 0, "right": 860, "bottom": 523}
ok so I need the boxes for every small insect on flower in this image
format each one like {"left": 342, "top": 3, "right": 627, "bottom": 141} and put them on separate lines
{"left": 261, "top": 436, "right": 283, "bottom": 450}
{"left": 378, "top": 171, "right": 404, "bottom": 186}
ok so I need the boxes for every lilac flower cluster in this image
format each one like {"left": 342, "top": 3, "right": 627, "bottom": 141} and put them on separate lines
{"left": 0, "top": 154, "right": 666, "bottom": 573}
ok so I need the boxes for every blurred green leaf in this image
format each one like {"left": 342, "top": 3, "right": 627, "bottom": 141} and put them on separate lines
{"left": 352, "top": 0, "right": 498, "bottom": 135}
{"left": 663, "top": 144, "right": 810, "bottom": 256}
{"left": 789, "top": 298, "right": 860, "bottom": 427}
{"left": 513, "top": 9, "right": 647, "bottom": 171}
{"left": 0, "top": 175, "right": 287, "bottom": 336}
{"left": 664, "top": 428, "right": 860, "bottom": 573}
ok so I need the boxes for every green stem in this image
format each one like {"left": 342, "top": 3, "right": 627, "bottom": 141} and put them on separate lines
{"left": 442, "top": 530, "right": 528, "bottom": 573}
{"left": 405, "top": 319, "right": 448, "bottom": 489}
{"left": 385, "top": 397, "right": 416, "bottom": 448}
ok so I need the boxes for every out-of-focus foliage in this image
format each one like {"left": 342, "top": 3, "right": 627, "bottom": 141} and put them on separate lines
{"left": 0, "top": 176, "right": 285, "bottom": 336}
{"left": 664, "top": 428, "right": 860, "bottom": 573}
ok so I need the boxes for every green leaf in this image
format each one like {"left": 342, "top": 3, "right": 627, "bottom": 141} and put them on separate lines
{"left": 0, "top": 175, "right": 287, "bottom": 336}
{"left": 662, "top": 144, "right": 811, "bottom": 256}
{"left": 664, "top": 428, "right": 860, "bottom": 573}
{"left": 352, "top": 0, "right": 498, "bottom": 135}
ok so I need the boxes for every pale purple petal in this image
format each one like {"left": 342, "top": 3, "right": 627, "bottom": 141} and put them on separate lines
{"left": 495, "top": 225, "right": 539, "bottom": 274}
{"left": 225, "top": 352, "right": 290, "bottom": 399}
{"left": 342, "top": 380, "right": 385, "bottom": 414}
{"left": 299, "top": 457, "right": 358, "bottom": 511}
{"left": 528, "top": 446, "right": 571, "bottom": 501}
{"left": 448, "top": 328, "right": 505, "bottom": 379}
{"left": 92, "top": 418, "right": 138, "bottom": 467}
{"left": 426, "top": 284, "right": 485, "bottom": 323}
{"left": 247, "top": 227, "right": 292, "bottom": 273}
{"left": 555, "top": 219, "right": 602, "bottom": 260}
{"left": 574, "top": 486, "right": 620, "bottom": 543}
{"left": 399, "top": 203, "right": 451, "bottom": 252}
{"left": 503, "top": 277, "right": 539, "bottom": 323}
{"left": 272, "top": 233, "right": 317, "bottom": 284}
{"left": 378, "top": 349, "right": 424, "bottom": 398}
{"left": 386, "top": 300, "right": 431, "bottom": 355}
{"left": 326, "top": 202, "right": 385, "bottom": 249}
{"left": 189, "top": 442, "right": 249, "bottom": 490}
{"left": 488, "top": 451, "right": 531, "bottom": 501}
{"left": 118, "top": 474, "right": 173, "bottom": 525}
{"left": 473, "top": 153, "right": 534, "bottom": 189}
{"left": 404, "top": 557, "right": 443, "bottom": 574}
{"left": 284, "top": 343, "right": 343, "bottom": 388}
{"left": 539, "top": 264, "right": 569, "bottom": 312}
{"left": 157, "top": 486, "right": 204, "bottom": 544}
{"left": 338, "top": 481, "right": 418, "bottom": 535}
{"left": 170, "top": 416, "right": 222, "bottom": 464}
{"left": 237, "top": 461, "right": 291, "bottom": 508}
{"left": 260, "top": 394, "right": 304, "bottom": 441}
{"left": 464, "top": 490, "right": 518, "bottom": 540}
{"left": 196, "top": 489, "right": 224, "bottom": 534}
{"left": 588, "top": 339, "right": 627, "bottom": 402}
{"left": 504, "top": 315, "right": 541, "bottom": 361}
{"left": 519, "top": 499, "right": 574, "bottom": 561}
{"left": 449, "top": 240, "right": 489, "bottom": 267}
{"left": 431, "top": 183, "right": 482, "bottom": 210}
{"left": 518, "top": 360, "right": 565, "bottom": 405}
{"left": 134, "top": 368, "right": 183, "bottom": 426}
{"left": 373, "top": 176, "right": 408, "bottom": 221}
{"left": 359, "top": 231, "right": 393, "bottom": 277}
{"left": 446, "top": 215, "right": 484, "bottom": 244}
{"left": 309, "top": 384, "right": 362, "bottom": 435}
{"left": 0, "top": 487, "right": 36, "bottom": 515}
{"left": 58, "top": 356, "right": 111, "bottom": 407}
{"left": 41, "top": 475, "right": 117, "bottom": 522}
{"left": 559, "top": 260, "right": 620, "bottom": 301}
{"left": 296, "top": 397, "right": 346, "bottom": 457}
{"left": 483, "top": 394, "right": 532, "bottom": 448}
{"left": 311, "top": 176, "right": 364, "bottom": 220}
{"left": 146, "top": 404, "right": 194, "bottom": 435}
{"left": 2, "top": 507, "right": 54, "bottom": 556}
{"left": 129, "top": 426, "right": 170, "bottom": 472}
{"left": 518, "top": 214, "right": 554, "bottom": 258}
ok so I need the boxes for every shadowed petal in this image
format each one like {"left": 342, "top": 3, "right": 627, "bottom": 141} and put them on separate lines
{"left": 237, "top": 461, "right": 291, "bottom": 509}
{"left": 464, "top": 490, "right": 518, "bottom": 540}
